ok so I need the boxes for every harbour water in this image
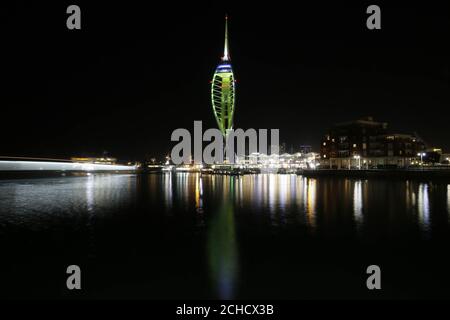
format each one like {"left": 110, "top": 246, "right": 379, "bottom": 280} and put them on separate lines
{"left": 0, "top": 173, "right": 450, "bottom": 299}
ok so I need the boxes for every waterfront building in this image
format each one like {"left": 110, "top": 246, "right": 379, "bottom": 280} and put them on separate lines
{"left": 441, "top": 153, "right": 450, "bottom": 164}
{"left": 299, "top": 145, "right": 312, "bottom": 154}
{"left": 424, "top": 148, "right": 443, "bottom": 164}
{"left": 236, "top": 151, "right": 320, "bottom": 172}
{"left": 320, "top": 117, "right": 426, "bottom": 169}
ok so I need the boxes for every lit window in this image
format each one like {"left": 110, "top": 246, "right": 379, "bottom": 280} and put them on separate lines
{"left": 323, "top": 155, "right": 327, "bottom": 158}
{"left": 353, "top": 144, "right": 357, "bottom": 148}
{"left": 323, "top": 142, "right": 326, "bottom": 146}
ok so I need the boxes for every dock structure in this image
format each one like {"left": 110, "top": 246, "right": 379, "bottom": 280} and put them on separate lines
{"left": 0, "top": 157, "right": 138, "bottom": 178}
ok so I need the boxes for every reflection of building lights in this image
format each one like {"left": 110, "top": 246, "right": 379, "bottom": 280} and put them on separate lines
{"left": 306, "top": 178, "right": 317, "bottom": 230}
{"left": 353, "top": 181, "right": 363, "bottom": 227}
{"left": 447, "top": 185, "right": 450, "bottom": 213}
{"left": 418, "top": 184, "right": 430, "bottom": 231}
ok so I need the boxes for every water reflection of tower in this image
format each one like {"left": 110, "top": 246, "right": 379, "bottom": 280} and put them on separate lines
{"left": 207, "top": 176, "right": 239, "bottom": 299}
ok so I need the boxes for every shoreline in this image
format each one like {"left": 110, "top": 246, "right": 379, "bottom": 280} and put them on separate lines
{"left": 299, "top": 169, "right": 450, "bottom": 182}
{"left": 1, "top": 169, "right": 450, "bottom": 182}
{"left": 0, "top": 170, "right": 138, "bottom": 180}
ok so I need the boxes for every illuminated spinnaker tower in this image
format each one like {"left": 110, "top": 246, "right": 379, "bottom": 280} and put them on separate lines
{"left": 211, "top": 15, "right": 236, "bottom": 137}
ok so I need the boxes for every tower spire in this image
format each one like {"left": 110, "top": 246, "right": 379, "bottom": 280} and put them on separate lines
{"left": 222, "top": 15, "right": 230, "bottom": 61}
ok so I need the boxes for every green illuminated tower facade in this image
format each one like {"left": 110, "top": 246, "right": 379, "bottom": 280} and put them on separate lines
{"left": 211, "top": 15, "right": 236, "bottom": 137}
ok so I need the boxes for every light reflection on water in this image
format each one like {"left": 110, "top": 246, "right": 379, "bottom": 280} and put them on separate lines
{"left": 1, "top": 173, "right": 450, "bottom": 299}
{"left": 306, "top": 178, "right": 317, "bottom": 230}
{"left": 448, "top": 185, "right": 450, "bottom": 220}
{"left": 164, "top": 172, "right": 173, "bottom": 211}
{"left": 207, "top": 178, "right": 238, "bottom": 300}
{"left": 0, "top": 174, "right": 136, "bottom": 225}
{"left": 418, "top": 183, "right": 431, "bottom": 232}
{"left": 353, "top": 180, "right": 363, "bottom": 229}
{"left": 1, "top": 173, "right": 449, "bottom": 238}
{"left": 145, "top": 173, "right": 450, "bottom": 238}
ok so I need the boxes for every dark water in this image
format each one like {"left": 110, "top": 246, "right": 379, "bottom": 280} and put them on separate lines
{"left": 0, "top": 173, "right": 450, "bottom": 299}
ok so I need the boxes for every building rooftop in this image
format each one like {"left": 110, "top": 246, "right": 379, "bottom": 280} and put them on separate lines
{"left": 335, "top": 116, "right": 387, "bottom": 128}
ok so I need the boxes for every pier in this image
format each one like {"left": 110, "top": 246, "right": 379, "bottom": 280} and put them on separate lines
{"left": 0, "top": 157, "right": 138, "bottom": 179}
{"left": 299, "top": 168, "right": 450, "bottom": 182}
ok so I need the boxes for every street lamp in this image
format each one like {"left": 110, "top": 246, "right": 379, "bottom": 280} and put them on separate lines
{"left": 353, "top": 155, "right": 361, "bottom": 170}
{"left": 417, "top": 152, "right": 426, "bottom": 165}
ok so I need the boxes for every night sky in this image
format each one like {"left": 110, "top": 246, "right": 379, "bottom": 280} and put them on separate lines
{"left": 1, "top": 2, "right": 449, "bottom": 161}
